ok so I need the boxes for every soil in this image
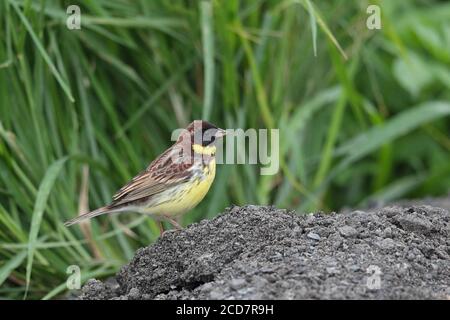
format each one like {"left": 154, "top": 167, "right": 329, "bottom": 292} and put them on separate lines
{"left": 78, "top": 200, "right": 450, "bottom": 300}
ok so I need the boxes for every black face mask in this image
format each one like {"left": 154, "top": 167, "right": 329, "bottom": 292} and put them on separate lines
{"left": 191, "top": 122, "right": 219, "bottom": 147}
{"left": 201, "top": 128, "right": 218, "bottom": 146}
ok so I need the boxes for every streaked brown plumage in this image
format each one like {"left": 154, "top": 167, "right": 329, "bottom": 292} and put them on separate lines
{"left": 64, "top": 120, "right": 226, "bottom": 233}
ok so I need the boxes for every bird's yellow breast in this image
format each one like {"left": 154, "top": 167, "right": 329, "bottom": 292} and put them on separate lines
{"left": 180, "top": 158, "right": 216, "bottom": 210}
{"left": 148, "top": 158, "right": 216, "bottom": 217}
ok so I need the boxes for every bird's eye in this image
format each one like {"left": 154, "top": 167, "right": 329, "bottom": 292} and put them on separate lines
{"left": 201, "top": 128, "right": 217, "bottom": 146}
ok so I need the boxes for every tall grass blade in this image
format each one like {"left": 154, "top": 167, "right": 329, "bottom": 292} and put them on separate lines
{"left": 9, "top": 0, "right": 75, "bottom": 102}
{"left": 0, "top": 250, "right": 27, "bottom": 286}
{"left": 200, "top": 1, "right": 215, "bottom": 120}
{"left": 25, "top": 157, "right": 68, "bottom": 296}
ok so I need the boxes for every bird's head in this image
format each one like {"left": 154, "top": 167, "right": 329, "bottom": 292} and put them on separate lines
{"left": 178, "top": 120, "right": 226, "bottom": 156}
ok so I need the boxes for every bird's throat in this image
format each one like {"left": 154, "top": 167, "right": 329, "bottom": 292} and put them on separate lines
{"left": 192, "top": 144, "right": 216, "bottom": 156}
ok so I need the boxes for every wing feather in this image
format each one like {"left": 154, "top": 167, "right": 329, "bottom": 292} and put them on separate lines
{"left": 110, "top": 145, "right": 193, "bottom": 207}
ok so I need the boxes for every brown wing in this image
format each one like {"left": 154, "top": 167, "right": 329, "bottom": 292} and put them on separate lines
{"left": 110, "top": 144, "right": 193, "bottom": 208}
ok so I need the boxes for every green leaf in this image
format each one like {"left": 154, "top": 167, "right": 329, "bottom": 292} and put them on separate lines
{"left": 334, "top": 101, "right": 450, "bottom": 175}
{"left": 25, "top": 157, "right": 68, "bottom": 296}
{"left": 361, "top": 174, "right": 426, "bottom": 206}
{"left": 200, "top": 0, "right": 215, "bottom": 120}
{"left": 10, "top": 0, "right": 75, "bottom": 102}
{"left": 393, "top": 52, "right": 433, "bottom": 97}
{"left": 304, "top": 0, "right": 318, "bottom": 57}
{"left": 0, "top": 251, "right": 27, "bottom": 286}
{"left": 299, "top": 0, "right": 347, "bottom": 60}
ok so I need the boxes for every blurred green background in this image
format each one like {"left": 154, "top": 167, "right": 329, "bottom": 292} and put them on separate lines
{"left": 0, "top": 0, "right": 449, "bottom": 299}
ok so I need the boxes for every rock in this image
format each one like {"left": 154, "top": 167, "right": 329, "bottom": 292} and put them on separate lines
{"left": 78, "top": 202, "right": 450, "bottom": 300}
{"left": 338, "top": 226, "right": 358, "bottom": 238}
{"left": 382, "top": 227, "right": 393, "bottom": 238}
{"left": 326, "top": 267, "right": 340, "bottom": 275}
{"left": 79, "top": 279, "right": 117, "bottom": 300}
{"left": 378, "top": 238, "right": 396, "bottom": 250}
{"left": 128, "top": 288, "right": 140, "bottom": 299}
{"left": 307, "top": 232, "right": 321, "bottom": 241}
{"left": 229, "top": 278, "right": 247, "bottom": 290}
{"left": 395, "top": 212, "right": 434, "bottom": 235}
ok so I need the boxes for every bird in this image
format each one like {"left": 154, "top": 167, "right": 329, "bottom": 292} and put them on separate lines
{"left": 64, "top": 120, "right": 226, "bottom": 234}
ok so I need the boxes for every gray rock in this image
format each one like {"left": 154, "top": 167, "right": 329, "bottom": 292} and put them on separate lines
{"left": 395, "top": 213, "right": 434, "bottom": 235}
{"left": 326, "top": 267, "right": 340, "bottom": 275}
{"left": 378, "top": 238, "right": 396, "bottom": 250}
{"left": 339, "top": 226, "right": 358, "bottom": 238}
{"left": 229, "top": 278, "right": 247, "bottom": 290}
{"left": 128, "top": 288, "right": 140, "bottom": 299}
{"left": 382, "top": 227, "right": 393, "bottom": 238}
{"left": 78, "top": 202, "right": 450, "bottom": 300}
{"left": 307, "top": 232, "right": 321, "bottom": 241}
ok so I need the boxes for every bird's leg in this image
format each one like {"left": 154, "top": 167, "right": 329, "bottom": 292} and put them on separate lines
{"left": 156, "top": 215, "right": 182, "bottom": 237}
{"left": 157, "top": 220, "right": 165, "bottom": 234}
{"left": 164, "top": 216, "right": 183, "bottom": 230}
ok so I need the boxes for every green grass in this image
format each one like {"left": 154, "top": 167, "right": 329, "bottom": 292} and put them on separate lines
{"left": 0, "top": 0, "right": 449, "bottom": 299}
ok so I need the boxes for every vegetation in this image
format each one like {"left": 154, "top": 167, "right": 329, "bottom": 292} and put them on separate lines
{"left": 0, "top": 0, "right": 449, "bottom": 299}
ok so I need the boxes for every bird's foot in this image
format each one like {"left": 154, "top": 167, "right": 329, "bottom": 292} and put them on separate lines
{"left": 164, "top": 216, "right": 183, "bottom": 230}
{"left": 160, "top": 229, "right": 179, "bottom": 237}
{"left": 158, "top": 216, "right": 183, "bottom": 237}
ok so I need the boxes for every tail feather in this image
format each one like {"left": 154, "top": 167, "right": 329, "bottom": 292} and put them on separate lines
{"left": 64, "top": 206, "right": 112, "bottom": 227}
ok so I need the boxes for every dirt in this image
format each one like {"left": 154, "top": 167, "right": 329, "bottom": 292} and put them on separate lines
{"left": 78, "top": 201, "right": 450, "bottom": 300}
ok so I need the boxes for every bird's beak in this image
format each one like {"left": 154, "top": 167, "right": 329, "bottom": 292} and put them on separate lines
{"left": 215, "top": 128, "right": 227, "bottom": 138}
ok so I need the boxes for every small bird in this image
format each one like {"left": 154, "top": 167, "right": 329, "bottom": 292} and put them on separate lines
{"left": 65, "top": 120, "right": 226, "bottom": 233}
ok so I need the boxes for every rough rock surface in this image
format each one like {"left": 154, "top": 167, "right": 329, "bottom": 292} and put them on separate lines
{"left": 79, "top": 203, "right": 450, "bottom": 300}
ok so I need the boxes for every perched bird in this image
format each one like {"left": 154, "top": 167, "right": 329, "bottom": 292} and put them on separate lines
{"left": 65, "top": 120, "right": 226, "bottom": 233}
